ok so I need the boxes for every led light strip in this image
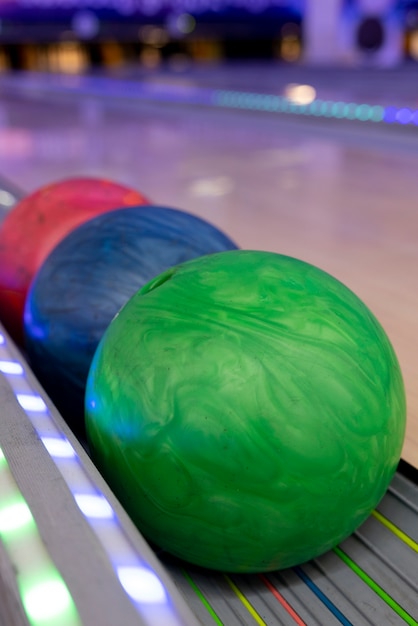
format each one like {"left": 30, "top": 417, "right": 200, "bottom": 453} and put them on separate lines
{"left": 0, "top": 446, "right": 81, "bottom": 626}
{"left": 74, "top": 78, "right": 418, "bottom": 126}
{"left": 0, "top": 331, "right": 186, "bottom": 626}
{"left": 212, "top": 90, "right": 418, "bottom": 126}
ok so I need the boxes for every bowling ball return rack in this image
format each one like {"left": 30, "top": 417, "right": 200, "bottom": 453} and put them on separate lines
{"left": 0, "top": 321, "right": 417, "bottom": 626}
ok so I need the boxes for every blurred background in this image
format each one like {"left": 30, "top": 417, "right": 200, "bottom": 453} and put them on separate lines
{"left": 0, "top": 0, "right": 416, "bottom": 73}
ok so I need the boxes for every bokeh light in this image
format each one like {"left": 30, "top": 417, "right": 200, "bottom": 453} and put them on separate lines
{"left": 284, "top": 84, "right": 317, "bottom": 106}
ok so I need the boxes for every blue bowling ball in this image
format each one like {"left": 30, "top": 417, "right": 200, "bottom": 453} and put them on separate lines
{"left": 24, "top": 205, "right": 238, "bottom": 437}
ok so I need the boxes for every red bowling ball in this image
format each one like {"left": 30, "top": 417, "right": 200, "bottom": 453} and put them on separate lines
{"left": 0, "top": 176, "right": 149, "bottom": 344}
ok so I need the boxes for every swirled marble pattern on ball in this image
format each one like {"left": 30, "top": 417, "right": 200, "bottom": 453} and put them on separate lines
{"left": 85, "top": 250, "right": 406, "bottom": 572}
{"left": 24, "top": 206, "right": 237, "bottom": 436}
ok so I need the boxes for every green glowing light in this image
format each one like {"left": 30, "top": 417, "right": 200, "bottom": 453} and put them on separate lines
{"left": 235, "top": 93, "right": 244, "bottom": 107}
{"left": 355, "top": 104, "right": 372, "bottom": 121}
{"left": 22, "top": 577, "right": 73, "bottom": 623}
{"left": 319, "top": 101, "right": 329, "bottom": 116}
{"left": 349, "top": 103, "right": 359, "bottom": 119}
{"left": 309, "top": 100, "right": 321, "bottom": 115}
{"left": 281, "top": 97, "right": 288, "bottom": 110}
{"left": 246, "top": 93, "right": 257, "bottom": 109}
{"left": 265, "top": 95, "right": 278, "bottom": 111}
{"left": 371, "top": 105, "right": 385, "bottom": 122}
{"left": 213, "top": 90, "right": 389, "bottom": 127}
{"left": 238, "top": 93, "right": 247, "bottom": 108}
{"left": 0, "top": 450, "right": 81, "bottom": 625}
{"left": 331, "top": 102, "right": 345, "bottom": 118}
{"left": 255, "top": 94, "right": 265, "bottom": 109}
{"left": 0, "top": 500, "right": 33, "bottom": 534}
{"left": 216, "top": 91, "right": 229, "bottom": 106}
{"left": 217, "top": 92, "right": 227, "bottom": 106}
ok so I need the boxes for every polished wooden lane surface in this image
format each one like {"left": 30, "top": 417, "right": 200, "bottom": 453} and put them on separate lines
{"left": 0, "top": 67, "right": 416, "bottom": 468}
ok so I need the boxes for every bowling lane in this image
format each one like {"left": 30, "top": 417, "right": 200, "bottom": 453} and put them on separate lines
{"left": 0, "top": 66, "right": 417, "bottom": 468}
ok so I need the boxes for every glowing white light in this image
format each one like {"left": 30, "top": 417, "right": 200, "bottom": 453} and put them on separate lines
{"left": 189, "top": 176, "right": 234, "bottom": 197}
{"left": 23, "top": 579, "right": 71, "bottom": 621}
{"left": 0, "top": 333, "right": 4, "bottom": 344}
{"left": 0, "top": 501, "right": 33, "bottom": 533}
{"left": 0, "top": 360, "right": 24, "bottom": 375}
{"left": 74, "top": 494, "right": 114, "bottom": 519}
{"left": 117, "top": 567, "right": 167, "bottom": 604}
{"left": 284, "top": 83, "right": 317, "bottom": 106}
{"left": 16, "top": 394, "right": 47, "bottom": 412}
{"left": 41, "top": 437, "right": 76, "bottom": 459}
{"left": 176, "top": 13, "right": 196, "bottom": 34}
{"left": 0, "top": 190, "right": 16, "bottom": 207}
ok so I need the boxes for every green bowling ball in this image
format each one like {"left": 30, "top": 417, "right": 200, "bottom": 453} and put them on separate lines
{"left": 85, "top": 250, "right": 406, "bottom": 573}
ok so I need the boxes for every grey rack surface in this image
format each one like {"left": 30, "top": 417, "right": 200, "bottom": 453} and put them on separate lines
{"left": 165, "top": 470, "right": 418, "bottom": 625}
{"left": 0, "top": 324, "right": 417, "bottom": 626}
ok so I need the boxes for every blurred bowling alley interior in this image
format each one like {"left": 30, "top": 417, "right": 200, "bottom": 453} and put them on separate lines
{"left": 0, "top": 0, "right": 417, "bottom": 71}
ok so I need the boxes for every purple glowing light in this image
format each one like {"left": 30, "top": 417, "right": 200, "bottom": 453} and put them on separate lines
{"left": 383, "top": 106, "right": 397, "bottom": 123}
{"left": 395, "top": 108, "right": 412, "bottom": 125}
